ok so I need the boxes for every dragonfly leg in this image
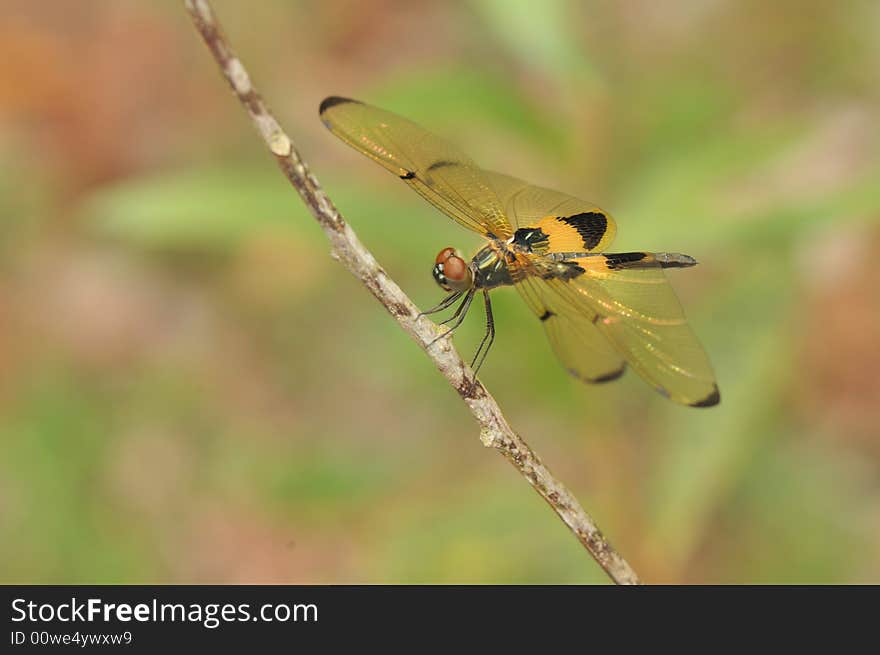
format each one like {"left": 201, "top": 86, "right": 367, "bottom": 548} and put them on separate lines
{"left": 417, "top": 290, "right": 463, "bottom": 318}
{"left": 427, "top": 288, "right": 475, "bottom": 346}
{"left": 470, "top": 290, "right": 495, "bottom": 374}
{"left": 436, "top": 287, "right": 475, "bottom": 327}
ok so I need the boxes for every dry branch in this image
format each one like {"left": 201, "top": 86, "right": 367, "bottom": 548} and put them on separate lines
{"left": 184, "top": 0, "right": 641, "bottom": 585}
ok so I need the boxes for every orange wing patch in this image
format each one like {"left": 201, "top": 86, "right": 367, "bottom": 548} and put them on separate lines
{"left": 519, "top": 212, "right": 615, "bottom": 254}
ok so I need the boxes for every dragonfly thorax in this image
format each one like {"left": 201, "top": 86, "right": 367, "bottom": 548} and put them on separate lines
{"left": 471, "top": 243, "right": 515, "bottom": 290}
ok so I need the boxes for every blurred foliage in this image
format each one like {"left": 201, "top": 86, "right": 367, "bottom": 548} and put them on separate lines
{"left": 1, "top": 0, "right": 879, "bottom": 583}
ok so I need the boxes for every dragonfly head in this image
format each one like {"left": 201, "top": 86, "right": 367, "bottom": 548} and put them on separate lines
{"left": 432, "top": 247, "right": 473, "bottom": 292}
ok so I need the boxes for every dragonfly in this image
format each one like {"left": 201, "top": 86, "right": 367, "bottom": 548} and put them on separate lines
{"left": 319, "top": 96, "right": 719, "bottom": 407}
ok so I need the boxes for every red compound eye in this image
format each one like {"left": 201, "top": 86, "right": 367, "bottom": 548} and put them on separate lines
{"left": 442, "top": 254, "right": 468, "bottom": 282}
{"left": 435, "top": 247, "right": 455, "bottom": 264}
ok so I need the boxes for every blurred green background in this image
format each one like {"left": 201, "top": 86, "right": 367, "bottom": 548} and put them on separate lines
{"left": 1, "top": 0, "right": 878, "bottom": 584}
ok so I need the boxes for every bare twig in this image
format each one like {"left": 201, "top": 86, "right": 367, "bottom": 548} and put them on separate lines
{"left": 185, "top": 0, "right": 641, "bottom": 585}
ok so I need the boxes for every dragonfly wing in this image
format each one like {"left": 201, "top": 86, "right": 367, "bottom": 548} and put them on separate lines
{"left": 320, "top": 97, "right": 512, "bottom": 238}
{"left": 490, "top": 168, "right": 716, "bottom": 405}
{"left": 482, "top": 170, "right": 616, "bottom": 253}
{"left": 516, "top": 274, "right": 626, "bottom": 383}
{"left": 535, "top": 255, "right": 719, "bottom": 406}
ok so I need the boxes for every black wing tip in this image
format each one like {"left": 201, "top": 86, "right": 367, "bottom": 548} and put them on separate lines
{"left": 319, "top": 96, "right": 361, "bottom": 115}
{"left": 690, "top": 385, "right": 721, "bottom": 408}
{"left": 569, "top": 364, "right": 626, "bottom": 384}
{"left": 594, "top": 366, "right": 627, "bottom": 383}
{"left": 426, "top": 159, "right": 459, "bottom": 172}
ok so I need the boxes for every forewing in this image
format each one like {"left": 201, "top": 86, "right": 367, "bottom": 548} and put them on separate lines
{"left": 483, "top": 171, "right": 617, "bottom": 253}
{"left": 515, "top": 271, "right": 626, "bottom": 384}
{"left": 320, "top": 97, "right": 512, "bottom": 238}
{"left": 538, "top": 257, "right": 719, "bottom": 406}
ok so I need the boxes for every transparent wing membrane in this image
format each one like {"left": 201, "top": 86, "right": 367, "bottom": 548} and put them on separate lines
{"left": 516, "top": 274, "right": 626, "bottom": 383}
{"left": 320, "top": 97, "right": 513, "bottom": 238}
{"left": 538, "top": 256, "right": 719, "bottom": 406}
